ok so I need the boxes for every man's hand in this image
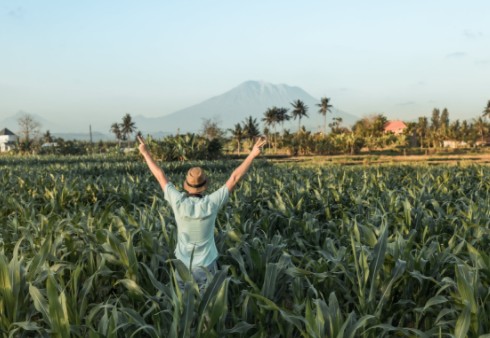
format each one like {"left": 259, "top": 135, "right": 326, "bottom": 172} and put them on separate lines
{"left": 251, "top": 136, "right": 267, "bottom": 158}
{"left": 225, "top": 136, "right": 267, "bottom": 192}
{"left": 137, "top": 135, "right": 149, "bottom": 156}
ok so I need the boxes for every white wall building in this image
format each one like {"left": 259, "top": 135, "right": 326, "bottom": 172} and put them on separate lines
{"left": 0, "top": 128, "right": 18, "bottom": 152}
{"left": 442, "top": 140, "right": 468, "bottom": 148}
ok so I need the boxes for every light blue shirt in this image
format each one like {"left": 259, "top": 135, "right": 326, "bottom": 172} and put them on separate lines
{"left": 164, "top": 183, "right": 229, "bottom": 269}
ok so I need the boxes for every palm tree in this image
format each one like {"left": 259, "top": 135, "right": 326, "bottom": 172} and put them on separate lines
{"left": 262, "top": 107, "right": 278, "bottom": 130}
{"left": 229, "top": 123, "right": 244, "bottom": 155}
{"left": 43, "top": 130, "right": 53, "bottom": 143}
{"left": 317, "top": 97, "right": 333, "bottom": 135}
{"left": 262, "top": 107, "right": 279, "bottom": 152}
{"left": 263, "top": 126, "right": 271, "bottom": 142}
{"left": 461, "top": 120, "right": 471, "bottom": 144}
{"left": 473, "top": 117, "right": 488, "bottom": 144}
{"left": 276, "top": 107, "right": 290, "bottom": 133}
{"left": 483, "top": 100, "right": 490, "bottom": 120}
{"left": 448, "top": 119, "right": 461, "bottom": 140}
{"left": 242, "top": 116, "right": 260, "bottom": 145}
{"left": 120, "top": 113, "right": 137, "bottom": 147}
{"left": 291, "top": 100, "right": 309, "bottom": 132}
{"left": 110, "top": 122, "right": 122, "bottom": 147}
{"left": 430, "top": 108, "right": 441, "bottom": 148}
{"left": 440, "top": 108, "right": 450, "bottom": 141}
{"left": 416, "top": 117, "right": 429, "bottom": 149}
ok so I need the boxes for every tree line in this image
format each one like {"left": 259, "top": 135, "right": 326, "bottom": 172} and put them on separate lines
{"left": 7, "top": 99, "right": 490, "bottom": 157}
{"left": 225, "top": 99, "right": 490, "bottom": 156}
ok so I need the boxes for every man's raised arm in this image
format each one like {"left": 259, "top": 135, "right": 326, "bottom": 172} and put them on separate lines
{"left": 225, "top": 137, "right": 267, "bottom": 193}
{"left": 138, "top": 136, "right": 169, "bottom": 190}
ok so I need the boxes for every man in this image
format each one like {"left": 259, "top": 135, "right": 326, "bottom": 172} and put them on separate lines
{"left": 138, "top": 135, "right": 267, "bottom": 293}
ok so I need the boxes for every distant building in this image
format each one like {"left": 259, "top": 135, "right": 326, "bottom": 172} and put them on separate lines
{"left": 475, "top": 138, "right": 490, "bottom": 147}
{"left": 41, "top": 142, "right": 59, "bottom": 148}
{"left": 443, "top": 140, "right": 468, "bottom": 148}
{"left": 384, "top": 120, "right": 407, "bottom": 135}
{"left": 0, "top": 128, "right": 18, "bottom": 152}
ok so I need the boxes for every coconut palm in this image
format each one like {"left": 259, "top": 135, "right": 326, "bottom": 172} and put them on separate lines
{"left": 229, "top": 123, "right": 244, "bottom": 155}
{"left": 262, "top": 107, "right": 281, "bottom": 152}
{"left": 483, "top": 100, "right": 490, "bottom": 120}
{"left": 317, "top": 97, "right": 333, "bottom": 135}
{"left": 440, "top": 108, "right": 450, "bottom": 140}
{"left": 262, "top": 107, "right": 278, "bottom": 131}
{"left": 291, "top": 100, "right": 309, "bottom": 132}
{"left": 242, "top": 116, "right": 260, "bottom": 145}
{"left": 110, "top": 123, "right": 123, "bottom": 146}
{"left": 473, "top": 116, "right": 488, "bottom": 144}
{"left": 276, "top": 107, "right": 290, "bottom": 133}
{"left": 460, "top": 120, "right": 471, "bottom": 144}
{"left": 416, "top": 117, "right": 429, "bottom": 148}
{"left": 430, "top": 108, "right": 441, "bottom": 148}
{"left": 120, "top": 113, "right": 137, "bottom": 147}
{"left": 448, "top": 119, "right": 461, "bottom": 140}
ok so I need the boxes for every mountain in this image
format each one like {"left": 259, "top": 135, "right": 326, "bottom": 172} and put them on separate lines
{"left": 134, "top": 81, "right": 358, "bottom": 135}
{"left": 1, "top": 82, "right": 359, "bottom": 139}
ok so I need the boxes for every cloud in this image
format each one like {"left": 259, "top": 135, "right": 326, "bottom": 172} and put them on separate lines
{"left": 463, "top": 29, "right": 484, "bottom": 39}
{"left": 475, "top": 59, "right": 490, "bottom": 66}
{"left": 398, "top": 101, "right": 416, "bottom": 106}
{"left": 5, "top": 6, "right": 24, "bottom": 19}
{"left": 446, "top": 52, "right": 466, "bottom": 59}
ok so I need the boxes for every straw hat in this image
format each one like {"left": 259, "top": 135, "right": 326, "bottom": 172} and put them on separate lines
{"left": 183, "top": 167, "right": 208, "bottom": 194}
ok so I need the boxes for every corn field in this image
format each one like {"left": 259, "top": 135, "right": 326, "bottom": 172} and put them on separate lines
{"left": 1, "top": 155, "right": 490, "bottom": 337}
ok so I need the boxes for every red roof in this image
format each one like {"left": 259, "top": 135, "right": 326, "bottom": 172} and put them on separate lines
{"left": 384, "top": 120, "right": 407, "bottom": 133}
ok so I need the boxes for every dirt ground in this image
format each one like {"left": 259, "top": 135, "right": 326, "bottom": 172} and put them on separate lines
{"left": 271, "top": 152, "right": 490, "bottom": 166}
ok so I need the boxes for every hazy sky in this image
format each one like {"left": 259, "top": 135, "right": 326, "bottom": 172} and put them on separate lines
{"left": 1, "top": 1, "right": 489, "bottom": 132}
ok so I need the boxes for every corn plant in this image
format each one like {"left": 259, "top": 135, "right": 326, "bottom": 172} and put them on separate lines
{"left": 1, "top": 155, "right": 490, "bottom": 336}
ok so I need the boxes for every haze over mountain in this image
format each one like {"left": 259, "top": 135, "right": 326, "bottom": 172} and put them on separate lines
{"left": 1, "top": 81, "right": 359, "bottom": 140}
{"left": 0, "top": 111, "right": 110, "bottom": 141}
{"left": 1, "top": 111, "right": 61, "bottom": 134}
{"left": 134, "top": 80, "right": 359, "bottom": 135}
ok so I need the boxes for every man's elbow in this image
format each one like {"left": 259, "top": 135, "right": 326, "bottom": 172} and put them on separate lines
{"left": 226, "top": 174, "right": 239, "bottom": 190}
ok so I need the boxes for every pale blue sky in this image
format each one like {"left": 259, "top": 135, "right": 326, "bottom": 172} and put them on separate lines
{"left": 1, "top": 0, "right": 489, "bottom": 132}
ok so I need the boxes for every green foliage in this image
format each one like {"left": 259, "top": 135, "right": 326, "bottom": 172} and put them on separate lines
{"left": 144, "top": 133, "right": 223, "bottom": 161}
{"left": 1, "top": 156, "right": 490, "bottom": 337}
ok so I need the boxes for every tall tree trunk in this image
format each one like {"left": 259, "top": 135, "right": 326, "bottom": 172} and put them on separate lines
{"left": 324, "top": 115, "right": 327, "bottom": 135}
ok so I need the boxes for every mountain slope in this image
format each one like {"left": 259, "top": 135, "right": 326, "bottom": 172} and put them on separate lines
{"left": 135, "top": 81, "right": 358, "bottom": 134}
{"left": 1, "top": 82, "right": 359, "bottom": 139}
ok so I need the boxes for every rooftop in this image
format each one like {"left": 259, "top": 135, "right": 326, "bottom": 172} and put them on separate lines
{"left": 0, "top": 128, "right": 16, "bottom": 136}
